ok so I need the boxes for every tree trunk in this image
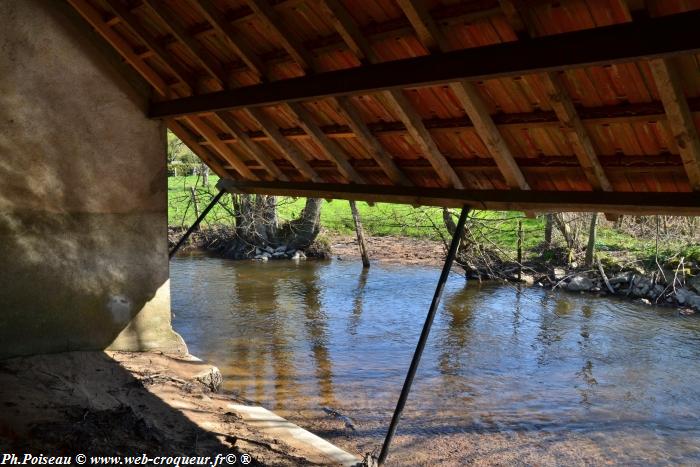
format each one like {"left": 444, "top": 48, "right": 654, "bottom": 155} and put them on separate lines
{"left": 349, "top": 200, "right": 370, "bottom": 268}
{"left": 584, "top": 212, "right": 598, "bottom": 267}
{"left": 553, "top": 213, "right": 576, "bottom": 265}
{"left": 224, "top": 195, "right": 323, "bottom": 259}
{"left": 544, "top": 214, "right": 553, "bottom": 248}
{"left": 200, "top": 164, "right": 209, "bottom": 186}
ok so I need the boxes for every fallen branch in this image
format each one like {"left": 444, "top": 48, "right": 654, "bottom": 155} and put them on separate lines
{"left": 596, "top": 258, "right": 615, "bottom": 294}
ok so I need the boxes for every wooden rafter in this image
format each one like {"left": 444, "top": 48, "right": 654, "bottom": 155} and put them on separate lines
{"left": 187, "top": 116, "right": 258, "bottom": 180}
{"left": 218, "top": 180, "right": 700, "bottom": 215}
{"left": 334, "top": 97, "right": 412, "bottom": 186}
{"left": 214, "top": 112, "right": 289, "bottom": 181}
{"left": 541, "top": 72, "right": 612, "bottom": 191}
{"left": 67, "top": 0, "right": 170, "bottom": 96}
{"left": 396, "top": 0, "right": 449, "bottom": 52}
{"left": 395, "top": 0, "right": 526, "bottom": 191}
{"left": 383, "top": 89, "right": 463, "bottom": 189}
{"left": 449, "top": 81, "right": 530, "bottom": 190}
{"left": 142, "top": 0, "right": 228, "bottom": 88}
{"left": 650, "top": 59, "right": 700, "bottom": 191}
{"left": 246, "top": 108, "right": 322, "bottom": 182}
{"left": 149, "top": 10, "right": 700, "bottom": 118}
{"left": 167, "top": 119, "right": 230, "bottom": 178}
{"left": 321, "top": 0, "right": 378, "bottom": 64}
{"left": 104, "top": 0, "right": 194, "bottom": 93}
{"left": 245, "top": 0, "right": 314, "bottom": 72}
{"left": 286, "top": 103, "right": 365, "bottom": 184}
{"left": 193, "top": 0, "right": 267, "bottom": 80}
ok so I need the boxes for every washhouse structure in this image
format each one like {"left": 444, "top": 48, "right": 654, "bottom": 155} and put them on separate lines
{"left": 2, "top": 0, "right": 700, "bottom": 463}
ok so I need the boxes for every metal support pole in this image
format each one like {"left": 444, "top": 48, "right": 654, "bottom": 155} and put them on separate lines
{"left": 169, "top": 189, "right": 226, "bottom": 259}
{"left": 377, "top": 205, "right": 470, "bottom": 465}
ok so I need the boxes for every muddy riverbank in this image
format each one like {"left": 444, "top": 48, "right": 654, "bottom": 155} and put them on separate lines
{"left": 0, "top": 351, "right": 356, "bottom": 465}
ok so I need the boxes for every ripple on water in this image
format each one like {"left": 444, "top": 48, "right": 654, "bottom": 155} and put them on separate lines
{"left": 171, "top": 256, "right": 700, "bottom": 464}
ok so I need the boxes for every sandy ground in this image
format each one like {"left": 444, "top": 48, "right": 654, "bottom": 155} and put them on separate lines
{"left": 328, "top": 234, "right": 447, "bottom": 267}
{"left": 0, "top": 351, "right": 354, "bottom": 465}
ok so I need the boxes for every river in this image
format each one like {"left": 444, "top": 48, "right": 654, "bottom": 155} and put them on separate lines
{"left": 171, "top": 254, "right": 700, "bottom": 465}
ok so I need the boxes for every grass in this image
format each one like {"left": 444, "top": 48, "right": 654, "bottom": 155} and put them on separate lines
{"left": 168, "top": 175, "right": 695, "bottom": 262}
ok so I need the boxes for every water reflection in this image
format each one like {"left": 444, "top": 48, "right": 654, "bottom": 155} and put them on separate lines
{"left": 171, "top": 256, "right": 700, "bottom": 464}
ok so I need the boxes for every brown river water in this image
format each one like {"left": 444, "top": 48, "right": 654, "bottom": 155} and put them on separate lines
{"left": 171, "top": 255, "right": 700, "bottom": 465}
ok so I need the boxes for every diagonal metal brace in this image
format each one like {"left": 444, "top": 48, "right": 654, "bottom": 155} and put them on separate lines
{"left": 169, "top": 188, "right": 226, "bottom": 259}
{"left": 377, "top": 205, "right": 470, "bottom": 465}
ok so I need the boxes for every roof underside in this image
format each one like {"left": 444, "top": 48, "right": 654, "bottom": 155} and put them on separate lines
{"left": 67, "top": 0, "right": 700, "bottom": 214}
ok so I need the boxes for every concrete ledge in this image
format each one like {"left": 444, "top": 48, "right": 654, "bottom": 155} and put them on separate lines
{"left": 228, "top": 403, "right": 361, "bottom": 466}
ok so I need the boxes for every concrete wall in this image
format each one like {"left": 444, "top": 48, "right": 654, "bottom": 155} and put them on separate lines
{"left": 0, "top": 0, "right": 186, "bottom": 358}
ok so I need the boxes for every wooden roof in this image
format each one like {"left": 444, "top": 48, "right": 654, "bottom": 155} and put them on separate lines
{"left": 67, "top": 0, "right": 700, "bottom": 214}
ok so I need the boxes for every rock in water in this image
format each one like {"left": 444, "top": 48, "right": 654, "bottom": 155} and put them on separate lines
{"left": 322, "top": 407, "right": 356, "bottom": 431}
{"left": 566, "top": 275, "right": 594, "bottom": 292}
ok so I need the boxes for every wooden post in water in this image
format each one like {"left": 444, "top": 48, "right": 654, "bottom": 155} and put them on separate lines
{"left": 190, "top": 187, "right": 200, "bottom": 231}
{"left": 349, "top": 200, "right": 370, "bottom": 268}
{"left": 517, "top": 219, "right": 523, "bottom": 281}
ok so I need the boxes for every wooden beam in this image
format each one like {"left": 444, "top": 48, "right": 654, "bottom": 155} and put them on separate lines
{"left": 320, "top": 0, "right": 378, "bottom": 63}
{"left": 167, "top": 119, "right": 230, "bottom": 178}
{"left": 193, "top": 0, "right": 267, "bottom": 79}
{"left": 217, "top": 179, "right": 700, "bottom": 215}
{"left": 396, "top": 0, "right": 449, "bottom": 52}
{"left": 68, "top": 0, "right": 169, "bottom": 96}
{"left": 142, "top": 0, "right": 228, "bottom": 88}
{"left": 244, "top": 0, "right": 314, "bottom": 72}
{"left": 449, "top": 81, "right": 530, "bottom": 190}
{"left": 214, "top": 112, "right": 289, "bottom": 181}
{"left": 186, "top": 116, "right": 258, "bottom": 180}
{"left": 650, "top": 59, "right": 700, "bottom": 191}
{"left": 104, "top": 0, "right": 194, "bottom": 92}
{"left": 150, "top": 10, "right": 700, "bottom": 118}
{"left": 542, "top": 72, "right": 613, "bottom": 191}
{"left": 383, "top": 91, "right": 464, "bottom": 189}
{"left": 286, "top": 102, "right": 365, "bottom": 184}
{"left": 246, "top": 108, "right": 322, "bottom": 182}
{"left": 334, "top": 97, "right": 412, "bottom": 186}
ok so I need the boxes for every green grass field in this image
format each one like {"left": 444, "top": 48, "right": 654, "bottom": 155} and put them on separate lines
{"left": 169, "top": 175, "right": 696, "bottom": 262}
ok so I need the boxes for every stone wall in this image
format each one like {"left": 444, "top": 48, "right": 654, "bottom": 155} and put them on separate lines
{"left": 0, "top": 0, "right": 186, "bottom": 358}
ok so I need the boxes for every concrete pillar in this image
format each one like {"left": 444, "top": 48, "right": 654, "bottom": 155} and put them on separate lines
{"left": 0, "top": 0, "right": 186, "bottom": 358}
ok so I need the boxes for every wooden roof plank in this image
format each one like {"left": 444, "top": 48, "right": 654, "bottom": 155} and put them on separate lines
{"left": 142, "top": 0, "right": 228, "bottom": 88}
{"left": 193, "top": 0, "right": 267, "bottom": 80}
{"left": 383, "top": 89, "right": 464, "bottom": 189}
{"left": 186, "top": 116, "right": 259, "bottom": 180}
{"left": 287, "top": 102, "right": 366, "bottom": 184}
{"left": 244, "top": 0, "right": 314, "bottom": 72}
{"left": 246, "top": 108, "right": 323, "bottom": 182}
{"left": 395, "top": 0, "right": 449, "bottom": 52}
{"left": 215, "top": 112, "right": 289, "bottom": 181}
{"left": 335, "top": 97, "right": 413, "bottom": 186}
{"left": 650, "top": 58, "right": 700, "bottom": 191}
{"left": 321, "top": 0, "right": 378, "bottom": 64}
{"left": 104, "top": 0, "right": 193, "bottom": 92}
{"left": 67, "top": 0, "right": 170, "bottom": 96}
